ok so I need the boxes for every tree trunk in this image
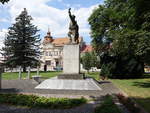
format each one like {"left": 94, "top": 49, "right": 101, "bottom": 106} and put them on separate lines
{"left": 87, "top": 70, "right": 89, "bottom": 74}
{"left": 23, "top": 66, "right": 26, "bottom": 72}
{"left": 141, "top": 62, "right": 145, "bottom": 74}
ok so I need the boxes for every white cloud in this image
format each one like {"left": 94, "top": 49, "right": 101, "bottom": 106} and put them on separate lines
{"left": 6, "top": 0, "right": 98, "bottom": 41}
{"left": 0, "top": 29, "right": 7, "bottom": 56}
{"left": 0, "top": 29, "right": 7, "bottom": 47}
{"left": 0, "top": 18, "right": 9, "bottom": 23}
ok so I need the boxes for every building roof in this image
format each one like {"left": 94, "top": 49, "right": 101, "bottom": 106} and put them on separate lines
{"left": 81, "top": 45, "right": 93, "bottom": 53}
{"left": 43, "top": 36, "right": 83, "bottom": 46}
{"left": 52, "top": 37, "right": 70, "bottom": 46}
{"left": 43, "top": 30, "right": 83, "bottom": 46}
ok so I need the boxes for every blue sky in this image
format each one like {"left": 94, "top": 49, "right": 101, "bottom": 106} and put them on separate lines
{"left": 48, "top": 0, "right": 102, "bottom": 9}
{"left": 0, "top": 0, "right": 104, "bottom": 49}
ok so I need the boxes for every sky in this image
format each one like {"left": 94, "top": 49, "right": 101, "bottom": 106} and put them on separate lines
{"left": 0, "top": 0, "right": 104, "bottom": 52}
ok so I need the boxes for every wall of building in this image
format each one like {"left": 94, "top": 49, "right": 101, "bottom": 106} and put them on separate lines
{"left": 40, "top": 43, "right": 63, "bottom": 71}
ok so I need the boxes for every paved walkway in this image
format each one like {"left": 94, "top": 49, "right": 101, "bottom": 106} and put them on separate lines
{"left": 0, "top": 101, "right": 96, "bottom": 113}
{"left": 0, "top": 79, "right": 122, "bottom": 113}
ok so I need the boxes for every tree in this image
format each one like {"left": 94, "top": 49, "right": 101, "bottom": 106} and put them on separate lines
{"left": 81, "top": 52, "right": 99, "bottom": 73}
{"left": 2, "top": 8, "right": 41, "bottom": 72}
{"left": 88, "top": 0, "right": 150, "bottom": 78}
{"left": 91, "top": 51, "right": 100, "bottom": 69}
{"left": 0, "top": 0, "right": 9, "bottom": 4}
{"left": 81, "top": 52, "right": 92, "bottom": 73}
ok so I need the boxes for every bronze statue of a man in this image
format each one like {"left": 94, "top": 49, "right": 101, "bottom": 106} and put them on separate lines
{"left": 68, "top": 8, "right": 79, "bottom": 44}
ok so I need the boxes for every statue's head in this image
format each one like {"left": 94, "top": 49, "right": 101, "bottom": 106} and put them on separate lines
{"left": 72, "top": 15, "right": 75, "bottom": 19}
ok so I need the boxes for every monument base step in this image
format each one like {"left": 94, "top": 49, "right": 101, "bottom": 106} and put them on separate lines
{"left": 35, "top": 77, "right": 101, "bottom": 90}
{"left": 57, "top": 73, "right": 84, "bottom": 79}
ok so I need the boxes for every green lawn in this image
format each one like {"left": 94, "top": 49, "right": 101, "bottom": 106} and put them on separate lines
{"left": 87, "top": 72, "right": 150, "bottom": 113}
{"left": 86, "top": 72, "right": 100, "bottom": 80}
{"left": 2, "top": 71, "right": 62, "bottom": 80}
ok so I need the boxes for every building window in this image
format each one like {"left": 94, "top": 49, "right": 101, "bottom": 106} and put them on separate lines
{"left": 45, "top": 52, "right": 48, "bottom": 56}
{"left": 45, "top": 60, "right": 51, "bottom": 65}
{"left": 54, "top": 51, "right": 58, "bottom": 56}
{"left": 49, "top": 51, "right": 52, "bottom": 56}
{"left": 51, "top": 51, "right": 54, "bottom": 56}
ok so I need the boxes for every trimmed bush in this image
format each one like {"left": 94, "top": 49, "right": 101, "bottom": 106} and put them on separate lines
{"left": 0, "top": 94, "right": 87, "bottom": 109}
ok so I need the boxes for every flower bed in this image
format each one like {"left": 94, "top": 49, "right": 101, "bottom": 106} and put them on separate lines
{"left": 117, "top": 93, "right": 147, "bottom": 113}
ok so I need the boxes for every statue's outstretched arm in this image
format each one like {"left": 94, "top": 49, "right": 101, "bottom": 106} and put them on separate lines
{"left": 68, "top": 8, "right": 71, "bottom": 16}
{"left": 68, "top": 8, "right": 73, "bottom": 20}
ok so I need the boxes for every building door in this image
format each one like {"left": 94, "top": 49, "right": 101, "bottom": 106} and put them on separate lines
{"left": 44, "top": 65, "right": 47, "bottom": 72}
{"left": 56, "top": 61, "right": 59, "bottom": 67}
{"left": 45, "top": 60, "right": 51, "bottom": 71}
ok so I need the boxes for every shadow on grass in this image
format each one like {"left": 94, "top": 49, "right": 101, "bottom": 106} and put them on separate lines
{"left": 98, "top": 81, "right": 111, "bottom": 84}
{"left": 131, "top": 96, "right": 150, "bottom": 113}
{"left": 133, "top": 81, "right": 150, "bottom": 88}
{"left": 141, "top": 73, "right": 150, "bottom": 78}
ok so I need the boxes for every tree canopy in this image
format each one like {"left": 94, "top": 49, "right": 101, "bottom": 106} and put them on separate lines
{"left": 81, "top": 52, "right": 99, "bottom": 72}
{"left": 0, "top": 0, "right": 9, "bottom": 4}
{"left": 2, "top": 8, "right": 41, "bottom": 72}
{"left": 88, "top": 0, "right": 150, "bottom": 78}
{"left": 81, "top": 52, "right": 93, "bottom": 73}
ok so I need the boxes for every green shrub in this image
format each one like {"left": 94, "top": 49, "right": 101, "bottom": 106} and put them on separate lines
{"left": 0, "top": 94, "right": 87, "bottom": 109}
{"left": 100, "top": 52, "right": 144, "bottom": 79}
{"left": 95, "top": 95, "right": 121, "bottom": 113}
{"left": 100, "top": 62, "right": 116, "bottom": 78}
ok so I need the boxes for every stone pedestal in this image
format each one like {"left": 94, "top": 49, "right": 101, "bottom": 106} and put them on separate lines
{"left": 58, "top": 44, "right": 82, "bottom": 79}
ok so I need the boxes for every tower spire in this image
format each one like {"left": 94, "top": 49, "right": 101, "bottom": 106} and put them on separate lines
{"left": 48, "top": 26, "right": 50, "bottom": 32}
{"left": 47, "top": 26, "right": 51, "bottom": 36}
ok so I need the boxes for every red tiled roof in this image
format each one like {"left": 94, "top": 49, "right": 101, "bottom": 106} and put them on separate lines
{"left": 81, "top": 45, "right": 93, "bottom": 53}
{"left": 52, "top": 37, "right": 70, "bottom": 46}
{"left": 43, "top": 37, "right": 53, "bottom": 44}
{"left": 43, "top": 37, "right": 83, "bottom": 46}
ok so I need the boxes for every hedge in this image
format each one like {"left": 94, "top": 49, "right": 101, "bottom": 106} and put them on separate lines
{"left": 0, "top": 94, "right": 87, "bottom": 109}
